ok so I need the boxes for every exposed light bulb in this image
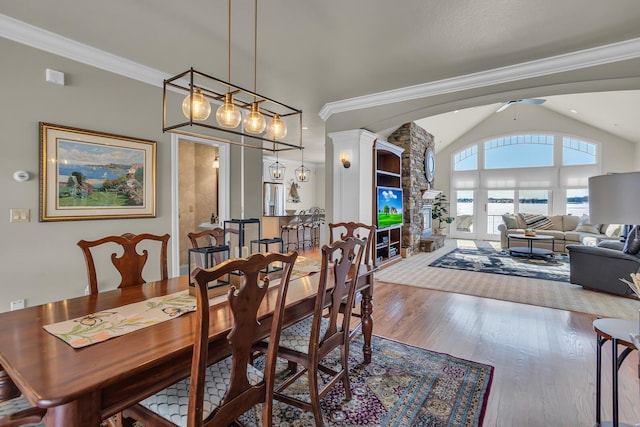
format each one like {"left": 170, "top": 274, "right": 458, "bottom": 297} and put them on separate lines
{"left": 216, "top": 93, "right": 242, "bottom": 128}
{"left": 181, "top": 87, "right": 211, "bottom": 121}
{"left": 267, "top": 114, "right": 287, "bottom": 140}
{"left": 243, "top": 102, "right": 266, "bottom": 134}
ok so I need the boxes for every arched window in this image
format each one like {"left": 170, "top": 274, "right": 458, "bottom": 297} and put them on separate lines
{"left": 484, "top": 134, "right": 554, "bottom": 169}
{"left": 454, "top": 145, "right": 478, "bottom": 171}
{"left": 450, "top": 133, "right": 601, "bottom": 239}
{"left": 563, "top": 137, "right": 596, "bottom": 165}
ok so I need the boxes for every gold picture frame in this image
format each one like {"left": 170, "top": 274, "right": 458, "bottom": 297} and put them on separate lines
{"left": 39, "top": 123, "right": 156, "bottom": 222}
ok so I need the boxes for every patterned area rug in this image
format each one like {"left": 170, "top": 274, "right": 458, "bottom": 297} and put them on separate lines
{"left": 117, "top": 334, "right": 493, "bottom": 427}
{"left": 240, "top": 333, "right": 493, "bottom": 427}
{"left": 430, "top": 247, "right": 569, "bottom": 282}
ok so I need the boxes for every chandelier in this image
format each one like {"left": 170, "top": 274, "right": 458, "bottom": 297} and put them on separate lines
{"left": 295, "top": 149, "right": 310, "bottom": 182}
{"left": 268, "top": 151, "right": 286, "bottom": 181}
{"left": 162, "top": 0, "right": 303, "bottom": 154}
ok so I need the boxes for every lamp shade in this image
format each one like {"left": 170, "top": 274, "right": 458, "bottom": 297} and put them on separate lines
{"left": 588, "top": 172, "right": 640, "bottom": 224}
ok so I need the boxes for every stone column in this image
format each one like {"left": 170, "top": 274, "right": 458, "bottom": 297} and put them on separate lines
{"left": 387, "top": 123, "right": 435, "bottom": 252}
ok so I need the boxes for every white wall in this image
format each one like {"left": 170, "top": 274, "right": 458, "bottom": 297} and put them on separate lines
{"left": 0, "top": 38, "right": 262, "bottom": 312}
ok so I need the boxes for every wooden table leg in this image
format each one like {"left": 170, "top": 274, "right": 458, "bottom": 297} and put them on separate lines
{"left": 44, "top": 392, "right": 102, "bottom": 427}
{"left": 360, "top": 277, "right": 374, "bottom": 364}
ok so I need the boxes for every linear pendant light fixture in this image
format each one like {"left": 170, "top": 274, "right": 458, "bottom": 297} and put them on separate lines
{"left": 162, "top": 0, "right": 303, "bottom": 153}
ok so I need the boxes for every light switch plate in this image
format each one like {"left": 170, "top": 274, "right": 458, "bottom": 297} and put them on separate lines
{"left": 10, "top": 208, "right": 30, "bottom": 223}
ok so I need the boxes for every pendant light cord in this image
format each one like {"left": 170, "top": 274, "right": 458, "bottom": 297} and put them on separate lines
{"left": 253, "top": 0, "right": 258, "bottom": 96}
{"left": 227, "top": 0, "right": 232, "bottom": 83}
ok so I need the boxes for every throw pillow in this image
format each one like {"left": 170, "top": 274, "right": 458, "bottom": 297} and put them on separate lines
{"left": 623, "top": 225, "right": 640, "bottom": 255}
{"left": 574, "top": 214, "right": 601, "bottom": 234}
{"left": 602, "top": 224, "right": 622, "bottom": 237}
{"left": 501, "top": 214, "right": 518, "bottom": 229}
{"left": 518, "top": 213, "right": 554, "bottom": 230}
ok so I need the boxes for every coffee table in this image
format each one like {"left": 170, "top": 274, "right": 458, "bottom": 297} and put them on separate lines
{"left": 507, "top": 233, "right": 555, "bottom": 259}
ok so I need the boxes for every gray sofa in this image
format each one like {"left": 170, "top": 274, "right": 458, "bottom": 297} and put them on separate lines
{"left": 566, "top": 241, "right": 640, "bottom": 296}
{"left": 497, "top": 214, "right": 620, "bottom": 253}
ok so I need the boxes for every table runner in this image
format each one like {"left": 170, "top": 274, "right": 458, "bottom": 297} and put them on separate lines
{"left": 44, "top": 290, "right": 205, "bottom": 348}
{"left": 44, "top": 257, "right": 321, "bottom": 349}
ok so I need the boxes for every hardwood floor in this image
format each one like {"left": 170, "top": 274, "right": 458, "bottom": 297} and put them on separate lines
{"left": 372, "top": 280, "right": 640, "bottom": 427}
{"left": 301, "top": 244, "right": 640, "bottom": 425}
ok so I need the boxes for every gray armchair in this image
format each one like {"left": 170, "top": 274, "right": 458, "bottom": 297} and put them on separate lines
{"left": 566, "top": 241, "right": 640, "bottom": 296}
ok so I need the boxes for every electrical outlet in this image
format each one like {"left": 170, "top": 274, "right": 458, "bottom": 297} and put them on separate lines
{"left": 10, "top": 299, "right": 25, "bottom": 311}
{"left": 10, "top": 208, "right": 30, "bottom": 223}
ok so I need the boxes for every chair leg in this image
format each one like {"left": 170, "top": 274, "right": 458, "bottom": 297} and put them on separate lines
{"left": 341, "top": 344, "right": 352, "bottom": 401}
{"left": 307, "top": 365, "right": 324, "bottom": 427}
{"left": 262, "top": 392, "right": 273, "bottom": 427}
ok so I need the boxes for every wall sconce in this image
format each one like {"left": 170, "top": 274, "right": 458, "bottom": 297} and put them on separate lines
{"left": 339, "top": 152, "right": 351, "bottom": 168}
{"left": 211, "top": 156, "right": 219, "bottom": 169}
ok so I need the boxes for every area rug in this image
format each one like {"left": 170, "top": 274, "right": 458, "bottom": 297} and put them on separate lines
{"left": 374, "top": 240, "right": 640, "bottom": 320}
{"left": 240, "top": 333, "right": 493, "bottom": 427}
{"left": 429, "top": 247, "right": 569, "bottom": 282}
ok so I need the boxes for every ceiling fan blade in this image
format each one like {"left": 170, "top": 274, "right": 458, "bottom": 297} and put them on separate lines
{"left": 496, "top": 102, "right": 513, "bottom": 113}
{"left": 518, "top": 98, "right": 546, "bottom": 105}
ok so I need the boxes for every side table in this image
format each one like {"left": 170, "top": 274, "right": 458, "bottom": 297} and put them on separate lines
{"left": 593, "top": 318, "right": 639, "bottom": 427}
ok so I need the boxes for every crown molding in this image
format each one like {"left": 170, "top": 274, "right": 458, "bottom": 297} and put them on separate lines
{"left": 0, "top": 14, "right": 169, "bottom": 86}
{"left": 2, "top": 13, "right": 639, "bottom": 122}
{"left": 319, "top": 37, "right": 640, "bottom": 121}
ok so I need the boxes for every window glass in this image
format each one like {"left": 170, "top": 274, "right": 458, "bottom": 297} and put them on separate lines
{"left": 487, "top": 190, "right": 514, "bottom": 234}
{"left": 484, "top": 134, "right": 553, "bottom": 169}
{"left": 454, "top": 145, "right": 478, "bottom": 171}
{"left": 455, "top": 190, "right": 474, "bottom": 232}
{"left": 566, "top": 188, "right": 589, "bottom": 216}
{"left": 563, "top": 137, "right": 596, "bottom": 165}
{"left": 518, "top": 190, "right": 549, "bottom": 215}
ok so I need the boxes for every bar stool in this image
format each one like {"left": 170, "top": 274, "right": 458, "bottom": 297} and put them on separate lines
{"left": 281, "top": 215, "right": 303, "bottom": 250}
{"left": 301, "top": 208, "right": 321, "bottom": 248}
{"left": 593, "top": 318, "right": 638, "bottom": 427}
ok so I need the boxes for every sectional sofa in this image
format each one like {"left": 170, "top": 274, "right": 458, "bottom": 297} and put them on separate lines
{"left": 497, "top": 213, "right": 620, "bottom": 253}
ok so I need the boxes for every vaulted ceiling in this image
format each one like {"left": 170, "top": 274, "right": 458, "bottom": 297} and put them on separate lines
{"left": 2, "top": 1, "right": 640, "bottom": 162}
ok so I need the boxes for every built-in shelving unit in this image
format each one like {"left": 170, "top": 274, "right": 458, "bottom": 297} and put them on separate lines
{"left": 373, "top": 139, "right": 404, "bottom": 268}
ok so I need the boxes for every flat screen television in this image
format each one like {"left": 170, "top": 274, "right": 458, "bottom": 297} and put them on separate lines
{"left": 377, "top": 186, "right": 403, "bottom": 228}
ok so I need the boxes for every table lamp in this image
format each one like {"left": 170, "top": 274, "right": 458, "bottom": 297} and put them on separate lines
{"left": 589, "top": 171, "right": 640, "bottom": 333}
{"left": 588, "top": 171, "right": 640, "bottom": 236}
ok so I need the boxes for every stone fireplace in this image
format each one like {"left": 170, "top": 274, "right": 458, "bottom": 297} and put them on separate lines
{"left": 387, "top": 122, "right": 436, "bottom": 252}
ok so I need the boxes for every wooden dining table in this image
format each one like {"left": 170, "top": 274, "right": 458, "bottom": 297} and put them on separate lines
{"left": 0, "top": 265, "right": 374, "bottom": 427}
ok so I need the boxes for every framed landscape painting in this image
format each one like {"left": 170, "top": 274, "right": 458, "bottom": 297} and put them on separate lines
{"left": 39, "top": 123, "right": 156, "bottom": 221}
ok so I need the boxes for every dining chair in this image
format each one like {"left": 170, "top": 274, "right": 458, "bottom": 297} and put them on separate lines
{"left": 123, "top": 250, "right": 298, "bottom": 427}
{"left": 328, "top": 222, "right": 376, "bottom": 267}
{"left": 187, "top": 227, "right": 226, "bottom": 249}
{"left": 256, "top": 237, "right": 366, "bottom": 426}
{"left": 77, "top": 232, "right": 170, "bottom": 295}
{"left": 0, "top": 365, "right": 45, "bottom": 427}
{"left": 328, "top": 222, "right": 376, "bottom": 337}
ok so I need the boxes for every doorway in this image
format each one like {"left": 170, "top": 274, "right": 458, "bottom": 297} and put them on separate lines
{"left": 171, "top": 134, "right": 230, "bottom": 275}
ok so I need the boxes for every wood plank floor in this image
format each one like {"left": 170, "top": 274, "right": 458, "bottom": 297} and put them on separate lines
{"left": 371, "top": 280, "right": 640, "bottom": 427}
{"left": 298, "top": 245, "right": 640, "bottom": 425}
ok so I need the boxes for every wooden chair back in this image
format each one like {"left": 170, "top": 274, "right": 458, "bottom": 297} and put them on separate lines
{"left": 77, "top": 233, "right": 170, "bottom": 295}
{"left": 190, "top": 251, "right": 298, "bottom": 426}
{"left": 187, "top": 227, "right": 225, "bottom": 249}
{"left": 314, "top": 237, "right": 366, "bottom": 354}
{"left": 328, "top": 222, "right": 376, "bottom": 266}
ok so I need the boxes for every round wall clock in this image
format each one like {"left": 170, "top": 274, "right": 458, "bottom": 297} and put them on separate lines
{"left": 425, "top": 147, "right": 435, "bottom": 183}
